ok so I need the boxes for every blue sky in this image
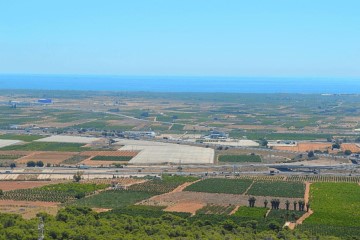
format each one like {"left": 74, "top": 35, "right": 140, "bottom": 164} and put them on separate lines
{"left": 0, "top": 0, "right": 359, "bottom": 77}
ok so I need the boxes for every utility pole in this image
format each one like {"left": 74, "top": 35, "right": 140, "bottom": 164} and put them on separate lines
{"left": 38, "top": 217, "right": 44, "bottom": 240}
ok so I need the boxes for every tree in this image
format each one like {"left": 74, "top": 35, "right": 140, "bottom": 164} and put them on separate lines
{"left": 285, "top": 200, "right": 290, "bottom": 211}
{"left": 293, "top": 201, "right": 297, "bottom": 211}
{"left": 259, "top": 138, "right": 268, "bottom": 147}
{"left": 344, "top": 150, "right": 352, "bottom": 155}
{"left": 264, "top": 199, "right": 268, "bottom": 208}
{"left": 73, "top": 171, "right": 83, "bottom": 182}
{"left": 0, "top": 189, "right": 3, "bottom": 196}
{"left": 36, "top": 161, "right": 44, "bottom": 167}
{"left": 26, "top": 161, "right": 36, "bottom": 167}
{"left": 10, "top": 163, "right": 16, "bottom": 169}
{"left": 332, "top": 143, "right": 341, "bottom": 149}
{"left": 248, "top": 197, "right": 256, "bottom": 207}
{"left": 307, "top": 151, "right": 315, "bottom": 158}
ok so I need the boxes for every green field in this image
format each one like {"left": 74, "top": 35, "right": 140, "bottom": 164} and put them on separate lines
{"left": 185, "top": 178, "right": 253, "bottom": 195}
{"left": 218, "top": 154, "right": 261, "bottom": 163}
{"left": 233, "top": 206, "right": 268, "bottom": 219}
{"left": 247, "top": 181, "right": 305, "bottom": 198}
{"left": 128, "top": 175, "right": 199, "bottom": 194}
{"left": 91, "top": 156, "right": 133, "bottom": 161}
{"left": 299, "top": 182, "right": 360, "bottom": 238}
{"left": 0, "top": 134, "right": 45, "bottom": 141}
{"left": 0, "top": 142, "right": 92, "bottom": 152}
{"left": 71, "top": 190, "right": 156, "bottom": 208}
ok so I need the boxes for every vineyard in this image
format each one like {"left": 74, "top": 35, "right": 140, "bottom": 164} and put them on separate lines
{"left": 218, "top": 154, "right": 261, "bottom": 163}
{"left": 0, "top": 154, "right": 23, "bottom": 160}
{"left": 286, "top": 175, "right": 360, "bottom": 183}
{"left": 246, "top": 181, "right": 305, "bottom": 198}
{"left": 298, "top": 182, "right": 360, "bottom": 239}
{"left": 233, "top": 206, "right": 268, "bottom": 219}
{"left": 128, "top": 175, "right": 198, "bottom": 194}
{"left": 267, "top": 209, "right": 302, "bottom": 222}
{"left": 0, "top": 183, "right": 109, "bottom": 203}
{"left": 184, "top": 178, "right": 253, "bottom": 194}
{"left": 196, "top": 204, "right": 235, "bottom": 215}
{"left": 71, "top": 190, "right": 156, "bottom": 208}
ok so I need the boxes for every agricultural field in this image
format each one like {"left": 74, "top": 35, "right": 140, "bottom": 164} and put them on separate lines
{"left": 0, "top": 183, "right": 109, "bottom": 203}
{"left": 0, "top": 181, "right": 61, "bottom": 191}
{"left": 0, "top": 142, "right": 92, "bottom": 152}
{"left": 61, "top": 155, "right": 89, "bottom": 164}
{"left": 15, "top": 152, "right": 75, "bottom": 165}
{"left": 71, "top": 190, "right": 156, "bottom": 209}
{"left": 233, "top": 206, "right": 268, "bottom": 219}
{"left": 286, "top": 175, "right": 360, "bottom": 183}
{"left": 196, "top": 204, "right": 235, "bottom": 215}
{"left": 247, "top": 181, "right": 305, "bottom": 198}
{"left": 300, "top": 182, "right": 360, "bottom": 238}
{"left": 0, "top": 134, "right": 44, "bottom": 141}
{"left": 91, "top": 156, "right": 133, "bottom": 161}
{"left": 128, "top": 175, "right": 198, "bottom": 194}
{"left": 218, "top": 154, "right": 261, "bottom": 163}
{"left": 184, "top": 178, "right": 253, "bottom": 195}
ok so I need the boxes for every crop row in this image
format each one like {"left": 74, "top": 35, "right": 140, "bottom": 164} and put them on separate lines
{"left": 0, "top": 189, "right": 75, "bottom": 202}
{"left": 196, "top": 204, "right": 235, "bottom": 215}
{"left": 286, "top": 175, "right": 360, "bottom": 183}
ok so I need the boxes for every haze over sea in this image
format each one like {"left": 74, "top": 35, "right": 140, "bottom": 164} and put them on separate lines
{"left": 0, "top": 75, "right": 359, "bottom": 94}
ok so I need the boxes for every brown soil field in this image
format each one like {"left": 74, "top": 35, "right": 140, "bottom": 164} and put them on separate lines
{"left": 16, "top": 152, "right": 75, "bottom": 165}
{"left": 341, "top": 143, "right": 360, "bottom": 153}
{"left": 139, "top": 191, "right": 302, "bottom": 210}
{"left": 164, "top": 202, "right": 204, "bottom": 214}
{"left": 0, "top": 180, "right": 65, "bottom": 191}
{"left": 0, "top": 200, "right": 59, "bottom": 219}
{"left": 273, "top": 142, "right": 332, "bottom": 152}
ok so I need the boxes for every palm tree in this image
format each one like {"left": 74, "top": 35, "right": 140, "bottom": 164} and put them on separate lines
{"left": 264, "top": 199, "right": 268, "bottom": 208}
{"left": 293, "top": 201, "right": 297, "bottom": 211}
{"left": 306, "top": 202, "right": 310, "bottom": 212}
{"left": 285, "top": 200, "right": 290, "bottom": 211}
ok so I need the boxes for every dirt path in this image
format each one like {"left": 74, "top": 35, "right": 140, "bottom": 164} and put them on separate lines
{"left": 229, "top": 205, "right": 239, "bottom": 215}
{"left": 304, "top": 182, "right": 311, "bottom": 204}
{"left": 243, "top": 181, "right": 255, "bottom": 195}
{"left": 171, "top": 180, "right": 201, "bottom": 193}
{"left": 288, "top": 181, "right": 313, "bottom": 230}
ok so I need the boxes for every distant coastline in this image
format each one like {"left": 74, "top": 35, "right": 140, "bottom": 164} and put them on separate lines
{"left": 0, "top": 74, "right": 359, "bottom": 94}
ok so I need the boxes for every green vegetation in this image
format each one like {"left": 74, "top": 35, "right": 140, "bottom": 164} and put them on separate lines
{"left": 0, "top": 134, "right": 44, "bottom": 141}
{"left": 233, "top": 206, "right": 268, "bottom": 219}
{"left": 247, "top": 181, "right": 305, "bottom": 198}
{"left": 267, "top": 209, "right": 303, "bottom": 222}
{"left": 0, "top": 183, "right": 109, "bottom": 203}
{"left": 196, "top": 204, "right": 235, "bottom": 215}
{"left": 218, "top": 154, "right": 261, "bottom": 163}
{"left": 128, "top": 175, "right": 199, "bottom": 194}
{"left": 0, "top": 142, "right": 91, "bottom": 152}
{"left": 0, "top": 206, "right": 321, "bottom": 239}
{"left": 71, "top": 190, "right": 156, "bottom": 208}
{"left": 170, "top": 124, "right": 184, "bottom": 131}
{"left": 185, "top": 178, "right": 253, "bottom": 194}
{"left": 91, "top": 156, "right": 133, "bottom": 161}
{"left": 300, "top": 182, "right": 360, "bottom": 239}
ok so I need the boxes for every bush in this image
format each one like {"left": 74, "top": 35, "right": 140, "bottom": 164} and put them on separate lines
{"left": 26, "top": 161, "right": 36, "bottom": 167}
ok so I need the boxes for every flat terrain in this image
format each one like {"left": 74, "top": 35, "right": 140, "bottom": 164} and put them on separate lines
{"left": 35, "top": 135, "right": 100, "bottom": 144}
{"left": 117, "top": 139, "right": 214, "bottom": 164}
{"left": 0, "top": 139, "right": 22, "bottom": 148}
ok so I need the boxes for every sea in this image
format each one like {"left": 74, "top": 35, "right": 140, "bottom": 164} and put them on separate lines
{"left": 0, "top": 74, "right": 359, "bottom": 94}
